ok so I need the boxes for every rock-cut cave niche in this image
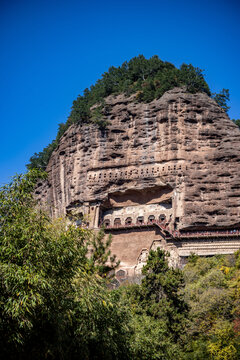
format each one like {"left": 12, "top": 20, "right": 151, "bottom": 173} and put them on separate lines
{"left": 99, "top": 185, "right": 173, "bottom": 228}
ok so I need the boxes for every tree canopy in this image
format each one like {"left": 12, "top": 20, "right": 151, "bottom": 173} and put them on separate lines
{"left": 0, "top": 170, "right": 130, "bottom": 359}
{"left": 183, "top": 253, "right": 240, "bottom": 359}
{"left": 1, "top": 171, "right": 240, "bottom": 359}
{"left": 121, "top": 249, "right": 189, "bottom": 359}
{"left": 212, "top": 89, "right": 230, "bottom": 113}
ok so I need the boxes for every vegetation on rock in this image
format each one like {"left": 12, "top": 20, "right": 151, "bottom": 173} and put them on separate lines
{"left": 211, "top": 89, "right": 230, "bottom": 113}
{"left": 27, "top": 55, "right": 230, "bottom": 171}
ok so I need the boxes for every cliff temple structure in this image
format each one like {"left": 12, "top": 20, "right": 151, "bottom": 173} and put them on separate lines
{"left": 36, "top": 88, "right": 240, "bottom": 278}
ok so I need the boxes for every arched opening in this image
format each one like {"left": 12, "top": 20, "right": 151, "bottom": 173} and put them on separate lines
{"left": 159, "top": 214, "right": 166, "bottom": 222}
{"left": 137, "top": 216, "right": 144, "bottom": 224}
{"left": 125, "top": 217, "right": 132, "bottom": 225}
{"left": 103, "top": 219, "right": 110, "bottom": 227}
{"left": 148, "top": 215, "right": 155, "bottom": 223}
{"left": 114, "top": 218, "right": 121, "bottom": 226}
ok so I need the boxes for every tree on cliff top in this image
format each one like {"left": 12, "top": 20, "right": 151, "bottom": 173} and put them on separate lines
{"left": 27, "top": 55, "right": 229, "bottom": 171}
{"left": 212, "top": 88, "right": 230, "bottom": 113}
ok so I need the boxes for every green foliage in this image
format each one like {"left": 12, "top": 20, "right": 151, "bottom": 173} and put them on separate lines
{"left": 183, "top": 253, "right": 240, "bottom": 359}
{"left": 212, "top": 88, "right": 230, "bottom": 113}
{"left": 88, "top": 228, "right": 119, "bottom": 275}
{"left": 0, "top": 170, "right": 131, "bottom": 359}
{"left": 118, "top": 250, "right": 240, "bottom": 360}
{"left": 2, "top": 171, "right": 240, "bottom": 359}
{"left": 27, "top": 55, "right": 215, "bottom": 170}
{"left": 129, "top": 313, "right": 184, "bottom": 360}
{"left": 179, "top": 64, "right": 211, "bottom": 95}
{"left": 140, "top": 249, "right": 189, "bottom": 338}
{"left": 63, "top": 55, "right": 211, "bottom": 120}
{"left": 27, "top": 141, "right": 57, "bottom": 170}
{"left": 119, "top": 249, "right": 189, "bottom": 359}
{"left": 90, "top": 105, "right": 110, "bottom": 129}
{"left": 207, "top": 320, "right": 238, "bottom": 360}
{"left": 232, "top": 119, "right": 240, "bottom": 129}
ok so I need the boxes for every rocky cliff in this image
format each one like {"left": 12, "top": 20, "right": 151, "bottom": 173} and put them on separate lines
{"left": 36, "top": 87, "right": 240, "bottom": 230}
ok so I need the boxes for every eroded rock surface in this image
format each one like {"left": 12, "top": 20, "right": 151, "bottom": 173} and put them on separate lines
{"left": 37, "top": 87, "right": 240, "bottom": 231}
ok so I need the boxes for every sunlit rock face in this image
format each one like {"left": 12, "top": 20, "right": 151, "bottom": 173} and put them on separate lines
{"left": 35, "top": 87, "right": 240, "bottom": 276}
{"left": 36, "top": 87, "right": 240, "bottom": 230}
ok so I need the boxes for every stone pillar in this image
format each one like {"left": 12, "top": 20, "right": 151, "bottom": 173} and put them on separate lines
{"left": 94, "top": 204, "right": 100, "bottom": 229}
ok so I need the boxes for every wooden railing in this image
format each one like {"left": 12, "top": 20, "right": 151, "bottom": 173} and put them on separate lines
{"left": 178, "top": 229, "right": 240, "bottom": 238}
{"left": 101, "top": 220, "right": 240, "bottom": 240}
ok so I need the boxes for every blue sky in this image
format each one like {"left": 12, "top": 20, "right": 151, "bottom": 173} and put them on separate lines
{"left": 0, "top": 0, "right": 240, "bottom": 185}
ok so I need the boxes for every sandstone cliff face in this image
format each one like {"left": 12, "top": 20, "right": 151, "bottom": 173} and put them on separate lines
{"left": 36, "top": 88, "right": 240, "bottom": 230}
